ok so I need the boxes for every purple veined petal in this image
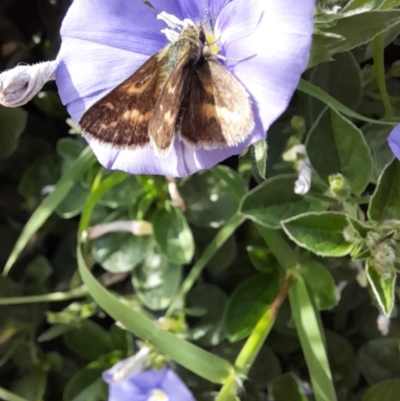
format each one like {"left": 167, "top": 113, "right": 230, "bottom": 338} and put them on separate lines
{"left": 215, "top": 0, "right": 315, "bottom": 135}
{"left": 87, "top": 128, "right": 264, "bottom": 177}
{"left": 176, "top": 0, "right": 230, "bottom": 24}
{"left": 159, "top": 369, "right": 196, "bottom": 401}
{"left": 106, "top": 376, "right": 144, "bottom": 401}
{"left": 60, "top": 0, "right": 182, "bottom": 51}
{"left": 105, "top": 369, "right": 167, "bottom": 401}
{"left": 87, "top": 138, "right": 186, "bottom": 177}
{"left": 388, "top": 125, "right": 400, "bottom": 160}
{"left": 128, "top": 369, "right": 168, "bottom": 393}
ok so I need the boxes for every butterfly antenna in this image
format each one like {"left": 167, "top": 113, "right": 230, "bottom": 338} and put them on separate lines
{"left": 142, "top": 0, "right": 159, "bottom": 13}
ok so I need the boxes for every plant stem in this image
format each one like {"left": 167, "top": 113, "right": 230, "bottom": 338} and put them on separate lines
{"left": 0, "top": 271, "right": 129, "bottom": 305}
{"left": 166, "top": 214, "right": 245, "bottom": 317}
{"left": 215, "top": 228, "right": 297, "bottom": 401}
{"left": 256, "top": 226, "right": 298, "bottom": 269}
{"left": 373, "top": 32, "right": 394, "bottom": 118}
{"left": 234, "top": 276, "right": 292, "bottom": 373}
{"left": 0, "top": 287, "right": 87, "bottom": 305}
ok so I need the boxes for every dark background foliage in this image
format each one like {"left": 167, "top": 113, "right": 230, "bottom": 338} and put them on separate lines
{"left": 1, "top": 1, "right": 400, "bottom": 401}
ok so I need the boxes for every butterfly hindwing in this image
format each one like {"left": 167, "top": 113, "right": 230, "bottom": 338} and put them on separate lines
{"left": 179, "top": 59, "right": 254, "bottom": 149}
{"left": 78, "top": 54, "right": 165, "bottom": 149}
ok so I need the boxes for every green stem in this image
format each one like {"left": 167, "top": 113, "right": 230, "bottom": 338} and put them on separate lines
{"left": 0, "top": 286, "right": 87, "bottom": 305}
{"left": 166, "top": 214, "right": 245, "bottom": 317}
{"left": 256, "top": 226, "right": 298, "bottom": 269}
{"left": 373, "top": 32, "right": 394, "bottom": 118}
{"left": 216, "top": 228, "right": 297, "bottom": 401}
{"left": 235, "top": 277, "right": 293, "bottom": 371}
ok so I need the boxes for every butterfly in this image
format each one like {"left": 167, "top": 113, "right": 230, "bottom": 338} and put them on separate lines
{"left": 78, "top": 12, "right": 254, "bottom": 158}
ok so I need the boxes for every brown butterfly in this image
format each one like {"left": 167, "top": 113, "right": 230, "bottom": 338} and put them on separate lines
{"left": 78, "top": 14, "right": 254, "bottom": 157}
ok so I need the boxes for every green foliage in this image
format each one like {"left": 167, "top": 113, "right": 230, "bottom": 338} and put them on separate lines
{"left": 2, "top": 1, "right": 400, "bottom": 401}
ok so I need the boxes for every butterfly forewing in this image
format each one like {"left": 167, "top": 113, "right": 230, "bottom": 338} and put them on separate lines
{"left": 79, "top": 54, "right": 166, "bottom": 149}
{"left": 179, "top": 59, "right": 254, "bottom": 149}
{"left": 148, "top": 40, "right": 200, "bottom": 156}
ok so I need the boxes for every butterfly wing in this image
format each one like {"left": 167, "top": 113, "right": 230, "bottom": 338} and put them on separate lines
{"left": 78, "top": 54, "right": 165, "bottom": 149}
{"left": 179, "top": 59, "right": 254, "bottom": 149}
{"left": 148, "top": 48, "right": 198, "bottom": 157}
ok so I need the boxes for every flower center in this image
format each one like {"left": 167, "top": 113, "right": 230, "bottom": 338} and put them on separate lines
{"left": 147, "top": 389, "right": 169, "bottom": 401}
{"left": 205, "top": 33, "right": 220, "bottom": 56}
{"left": 157, "top": 11, "right": 220, "bottom": 55}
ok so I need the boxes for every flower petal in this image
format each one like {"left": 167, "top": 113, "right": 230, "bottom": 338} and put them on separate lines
{"left": 104, "top": 368, "right": 167, "bottom": 401}
{"left": 160, "top": 369, "right": 195, "bottom": 401}
{"left": 215, "top": 0, "right": 315, "bottom": 134}
{"left": 388, "top": 125, "right": 400, "bottom": 160}
{"left": 177, "top": 0, "right": 229, "bottom": 23}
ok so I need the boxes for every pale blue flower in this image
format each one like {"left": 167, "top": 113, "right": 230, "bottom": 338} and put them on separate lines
{"left": 388, "top": 125, "right": 400, "bottom": 160}
{"left": 56, "top": 0, "right": 315, "bottom": 177}
{"left": 103, "top": 366, "right": 195, "bottom": 401}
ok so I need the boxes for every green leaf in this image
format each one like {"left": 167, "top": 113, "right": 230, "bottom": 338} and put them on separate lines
{"left": 362, "top": 379, "right": 400, "bottom": 401}
{"left": 63, "top": 320, "right": 113, "bottom": 360}
{"left": 187, "top": 284, "right": 227, "bottom": 346}
{"left": 325, "top": 330, "right": 359, "bottom": 390}
{"left": 109, "top": 325, "right": 132, "bottom": 357}
{"left": 132, "top": 250, "right": 182, "bottom": 311}
{"left": 358, "top": 339, "right": 400, "bottom": 384}
{"left": 298, "top": 79, "right": 396, "bottom": 126}
{"left": 56, "top": 138, "right": 86, "bottom": 160}
{"left": 63, "top": 365, "right": 105, "bottom": 401}
{"left": 363, "top": 125, "right": 394, "bottom": 183}
{"left": 11, "top": 369, "right": 47, "bottom": 401}
{"left": 248, "top": 346, "right": 282, "bottom": 389}
{"left": 224, "top": 272, "right": 281, "bottom": 342}
{"left": 268, "top": 373, "right": 307, "bottom": 401}
{"left": 0, "top": 105, "right": 27, "bottom": 159}
{"left": 309, "top": 52, "right": 361, "bottom": 122}
{"left": 289, "top": 275, "right": 338, "bottom": 401}
{"left": 310, "top": 11, "right": 400, "bottom": 67}
{"left": 3, "top": 146, "right": 96, "bottom": 276}
{"left": 179, "top": 166, "right": 244, "bottom": 228}
{"left": 342, "top": 0, "right": 388, "bottom": 15}
{"left": 18, "top": 154, "right": 62, "bottom": 199}
{"left": 98, "top": 175, "right": 142, "bottom": 208}
{"left": 250, "top": 139, "right": 268, "bottom": 180}
{"left": 306, "top": 107, "right": 372, "bottom": 195}
{"left": 192, "top": 226, "right": 238, "bottom": 275}
{"left": 301, "top": 260, "right": 338, "bottom": 310}
{"left": 239, "top": 174, "right": 326, "bottom": 229}
{"left": 92, "top": 233, "right": 152, "bottom": 273}
{"left": 0, "top": 387, "right": 30, "bottom": 401}
{"left": 56, "top": 182, "right": 90, "bottom": 219}
{"left": 166, "top": 214, "right": 245, "bottom": 316}
{"left": 365, "top": 259, "right": 395, "bottom": 316}
{"left": 282, "top": 212, "right": 352, "bottom": 257}
{"left": 38, "top": 324, "right": 77, "bottom": 343}
{"left": 247, "top": 246, "right": 279, "bottom": 274}
{"left": 368, "top": 160, "right": 400, "bottom": 221}
{"left": 153, "top": 206, "right": 194, "bottom": 264}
